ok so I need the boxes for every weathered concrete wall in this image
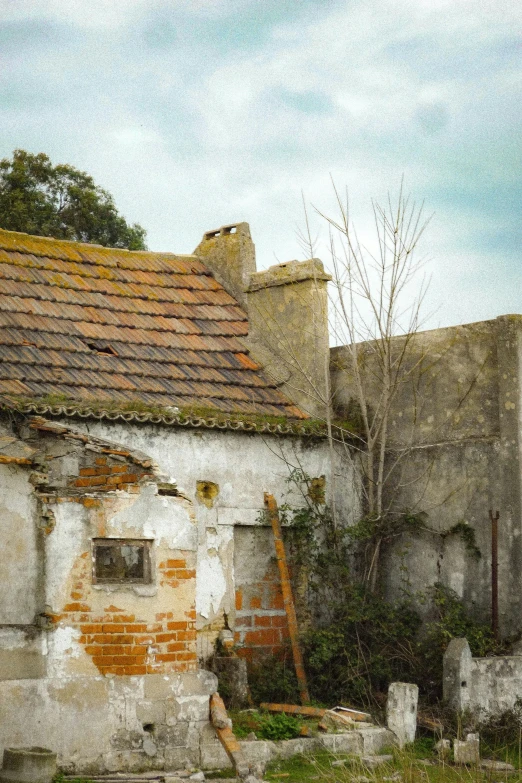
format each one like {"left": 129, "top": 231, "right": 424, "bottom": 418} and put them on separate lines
{"left": 0, "top": 464, "right": 40, "bottom": 625}
{"left": 0, "top": 671, "right": 217, "bottom": 772}
{"left": 331, "top": 315, "right": 522, "bottom": 634}
{"left": 443, "top": 638, "right": 522, "bottom": 717}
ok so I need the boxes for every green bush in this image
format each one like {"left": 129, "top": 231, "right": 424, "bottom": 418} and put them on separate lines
{"left": 257, "top": 712, "right": 302, "bottom": 740}
{"left": 231, "top": 710, "right": 302, "bottom": 741}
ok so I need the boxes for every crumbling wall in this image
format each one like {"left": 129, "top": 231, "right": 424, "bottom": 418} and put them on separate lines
{"left": 0, "top": 416, "right": 212, "bottom": 772}
{"left": 67, "top": 421, "right": 359, "bottom": 659}
{"left": 233, "top": 527, "right": 289, "bottom": 660}
{"left": 444, "top": 638, "right": 522, "bottom": 717}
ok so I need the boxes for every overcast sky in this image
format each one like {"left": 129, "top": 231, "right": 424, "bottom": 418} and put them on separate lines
{"left": 0, "top": 0, "right": 520, "bottom": 330}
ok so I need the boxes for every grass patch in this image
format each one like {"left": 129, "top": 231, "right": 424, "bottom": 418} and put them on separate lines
{"left": 264, "top": 746, "right": 522, "bottom": 783}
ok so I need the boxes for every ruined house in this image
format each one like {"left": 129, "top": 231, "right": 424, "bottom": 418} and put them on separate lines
{"left": 0, "top": 224, "right": 358, "bottom": 771}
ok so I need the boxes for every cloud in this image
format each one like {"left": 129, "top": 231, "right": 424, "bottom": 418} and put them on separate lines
{"left": 0, "top": 0, "right": 520, "bottom": 330}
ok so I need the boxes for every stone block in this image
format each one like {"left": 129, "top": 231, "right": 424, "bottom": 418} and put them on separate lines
{"left": 454, "top": 733, "right": 480, "bottom": 765}
{"left": 0, "top": 650, "right": 46, "bottom": 680}
{"left": 360, "top": 728, "right": 396, "bottom": 755}
{"left": 0, "top": 747, "right": 57, "bottom": 783}
{"left": 136, "top": 701, "right": 167, "bottom": 726}
{"left": 166, "top": 696, "right": 211, "bottom": 723}
{"left": 386, "top": 682, "right": 418, "bottom": 747}
{"left": 241, "top": 740, "right": 275, "bottom": 764}
{"left": 200, "top": 743, "right": 230, "bottom": 770}
{"left": 164, "top": 747, "right": 198, "bottom": 770}
{"left": 145, "top": 672, "right": 218, "bottom": 700}
{"left": 434, "top": 738, "right": 451, "bottom": 760}
{"left": 213, "top": 658, "right": 249, "bottom": 709}
{"left": 320, "top": 733, "right": 363, "bottom": 754}
{"left": 443, "top": 638, "right": 472, "bottom": 711}
{"left": 155, "top": 724, "right": 189, "bottom": 749}
{"left": 361, "top": 755, "right": 393, "bottom": 769}
{"left": 273, "top": 739, "right": 319, "bottom": 760}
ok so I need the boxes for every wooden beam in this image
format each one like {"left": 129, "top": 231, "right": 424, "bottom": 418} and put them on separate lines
{"left": 264, "top": 492, "right": 310, "bottom": 705}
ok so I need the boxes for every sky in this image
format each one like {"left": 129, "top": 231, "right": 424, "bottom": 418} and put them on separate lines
{"left": 0, "top": 0, "right": 520, "bottom": 331}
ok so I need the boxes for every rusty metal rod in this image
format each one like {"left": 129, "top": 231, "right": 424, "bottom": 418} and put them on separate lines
{"left": 264, "top": 492, "right": 310, "bottom": 705}
{"left": 490, "top": 509, "right": 500, "bottom": 641}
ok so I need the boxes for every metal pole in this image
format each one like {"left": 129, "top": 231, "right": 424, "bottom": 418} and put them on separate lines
{"left": 490, "top": 509, "right": 500, "bottom": 641}
{"left": 264, "top": 492, "right": 310, "bottom": 704}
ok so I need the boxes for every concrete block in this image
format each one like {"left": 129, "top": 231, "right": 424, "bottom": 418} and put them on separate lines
{"left": 454, "top": 733, "right": 480, "bottom": 765}
{"left": 0, "top": 650, "right": 46, "bottom": 680}
{"left": 320, "top": 733, "right": 363, "bottom": 754}
{"left": 164, "top": 747, "right": 198, "bottom": 770}
{"left": 200, "top": 742, "right": 230, "bottom": 770}
{"left": 386, "top": 682, "right": 418, "bottom": 747}
{"left": 136, "top": 701, "right": 167, "bottom": 726}
{"left": 359, "top": 728, "right": 396, "bottom": 755}
{"left": 443, "top": 638, "right": 472, "bottom": 711}
{"left": 0, "top": 747, "right": 57, "bottom": 783}
{"left": 271, "top": 739, "right": 320, "bottom": 760}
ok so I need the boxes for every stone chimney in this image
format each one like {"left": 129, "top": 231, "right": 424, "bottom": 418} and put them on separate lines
{"left": 194, "top": 224, "right": 331, "bottom": 419}
{"left": 246, "top": 260, "right": 331, "bottom": 419}
{"left": 194, "top": 223, "right": 256, "bottom": 309}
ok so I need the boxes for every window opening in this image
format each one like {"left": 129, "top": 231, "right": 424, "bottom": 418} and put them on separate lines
{"left": 92, "top": 539, "right": 152, "bottom": 584}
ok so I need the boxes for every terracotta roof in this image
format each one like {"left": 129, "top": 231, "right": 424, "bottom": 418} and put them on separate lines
{"left": 0, "top": 229, "right": 306, "bottom": 421}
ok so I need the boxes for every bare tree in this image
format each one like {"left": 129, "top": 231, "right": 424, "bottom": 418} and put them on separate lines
{"left": 298, "top": 181, "right": 432, "bottom": 589}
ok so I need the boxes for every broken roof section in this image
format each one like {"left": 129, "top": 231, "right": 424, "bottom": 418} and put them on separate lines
{"left": 0, "top": 228, "right": 307, "bottom": 426}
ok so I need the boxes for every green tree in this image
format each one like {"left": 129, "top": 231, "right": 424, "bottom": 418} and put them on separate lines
{"left": 0, "top": 149, "right": 147, "bottom": 250}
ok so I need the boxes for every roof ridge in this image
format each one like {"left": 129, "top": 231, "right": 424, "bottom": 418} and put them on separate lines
{"left": 0, "top": 226, "right": 197, "bottom": 261}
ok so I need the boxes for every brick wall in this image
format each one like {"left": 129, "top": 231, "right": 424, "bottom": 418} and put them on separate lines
{"left": 58, "top": 552, "right": 197, "bottom": 675}
{"left": 234, "top": 559, "right": 290, "bottom": 661}
{"left": 70, "top": 454, "right": 154, "bottom": 492}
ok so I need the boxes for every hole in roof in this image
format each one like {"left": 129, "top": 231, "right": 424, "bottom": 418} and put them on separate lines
{"left": 222, "top": 226, "right": 237, "bottom": 235}
{"left": 205, "top": 230, "right": 220, "bottom": 240}
{"left": 85, "top": 342, "right": 118, "bottom": 356}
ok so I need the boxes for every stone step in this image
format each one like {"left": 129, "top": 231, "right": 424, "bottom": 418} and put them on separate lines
{"left": 200, "top": 727, "right": 396, "bottom": 770}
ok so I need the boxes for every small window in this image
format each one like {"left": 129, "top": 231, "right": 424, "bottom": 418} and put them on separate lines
{"left": 92, "top": 539, "right": 152, "bottom": 584}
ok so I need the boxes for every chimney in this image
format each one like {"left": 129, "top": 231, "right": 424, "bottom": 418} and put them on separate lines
{"left": 246, "top": 259, "right": 331, "bottom": 419}
{"left": 195, "top": 223, "right": 331, "bottom": 419}
{"left": 194, "top": 223, "right": 256, "bottom": 309}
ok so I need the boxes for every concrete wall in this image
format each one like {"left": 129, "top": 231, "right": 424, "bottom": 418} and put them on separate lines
{"left": 331, "top": 315, "right": 522, "bottom": 635}
{"left": 0, "top": 464, "right": 40, "bottom": 625}
{"left": 0, "top": 671, "right": 217, "bottom": 773}
{"left": 444, "top": 637, "right": 522, "bottom": 717}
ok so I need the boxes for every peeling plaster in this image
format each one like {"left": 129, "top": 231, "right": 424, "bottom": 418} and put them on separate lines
{"left": 107, "top": 486, "right": 196, "bottom": 551}
{"left": 196, "top": 553, "right": 227, "bottom": 620}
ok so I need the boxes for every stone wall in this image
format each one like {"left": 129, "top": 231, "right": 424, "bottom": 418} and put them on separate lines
{"left": 331, "top": 315, "right": 522, "bottom": 635}
{"left": 444, "top": 638, "right": 522, "bottom": 717}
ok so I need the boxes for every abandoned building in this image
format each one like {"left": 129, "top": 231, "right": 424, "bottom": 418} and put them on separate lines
{"left": 0, "top": 223, "right": 357, "bottom": 771}
{"left": 1, "top": 220, "right": 522, "bottom": 768}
